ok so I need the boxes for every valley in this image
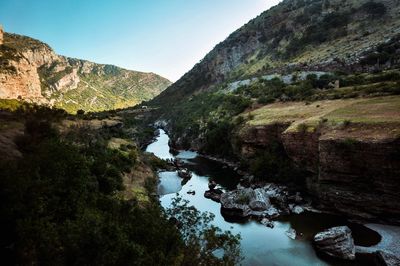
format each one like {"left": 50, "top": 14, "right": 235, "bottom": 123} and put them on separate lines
{"left": 1, "top": 0, "right": 400, "bottom": 265}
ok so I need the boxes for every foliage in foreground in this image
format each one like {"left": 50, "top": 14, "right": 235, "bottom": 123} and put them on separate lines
{"left": 166, "top": 197, "right": 242, "bottom": 266}
{"left": 0, "top": 107, "right": 242, "bottom": 265}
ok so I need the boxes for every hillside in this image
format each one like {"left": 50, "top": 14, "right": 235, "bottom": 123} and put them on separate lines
{"left": 148, "top": 0, "right": 400, "bottom": 225}
{"left": 152, "top": 0, "right": 400, "bottom": 105}
{"left": 0, "top": 32, "right": 171, "bottom": 112}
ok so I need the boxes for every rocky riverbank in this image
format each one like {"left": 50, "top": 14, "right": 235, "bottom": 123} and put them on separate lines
{"left": 204, "top": 182, "right": 313, "bottom": 224}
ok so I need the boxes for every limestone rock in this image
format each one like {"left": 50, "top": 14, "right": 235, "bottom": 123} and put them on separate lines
{"left": 0, "top": 25, "right": 3, "bottom": 45}
{"left": 314, "top": 226, "right": 356, "bottom": 260}
{"left": 375, "top": 250, "right": 400, "bottom": 266}
{"left": 204, "top": 189, "right": 223, "bottom": 202}
{"left": 220, "top": 188, "right": 253, "bottom": 218}
{"left": 286, "top": 228, "right": 297, "bottom": 240}
{"left": 249, "top": 188, "right": 270, "bottom": 211}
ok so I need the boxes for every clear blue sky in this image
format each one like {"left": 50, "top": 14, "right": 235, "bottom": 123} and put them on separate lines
{"left": 0, "top": 0, "right": 281, "bottom": 81}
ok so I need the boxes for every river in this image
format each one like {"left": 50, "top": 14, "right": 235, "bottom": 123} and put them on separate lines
{"left": 146, "top": 129, "right": 381, "bottom": 266}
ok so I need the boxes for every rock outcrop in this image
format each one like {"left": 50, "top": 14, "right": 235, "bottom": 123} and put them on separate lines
{"left": 375, "top": 250, "right": 400, "bottom": 266}
{"left": 235, "top": 108, "right": 400, "bottom": 224}
{"left": 313, "top": 226, "right": 356, "bottom": 260}
{"left": 217, "top": 183, "right": 307, "bottom": 220}
{"left": 0, "top": 25, "right": 3, "bottom": 45}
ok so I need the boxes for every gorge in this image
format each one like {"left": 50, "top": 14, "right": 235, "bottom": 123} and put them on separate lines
{"left": 147, "top": 129, "right": 392, "bottom": 265}
{"left": 1, "top": 0, "right": 400, "bottom": 265}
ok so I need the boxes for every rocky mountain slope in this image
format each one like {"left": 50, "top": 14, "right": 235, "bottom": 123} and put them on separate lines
{"left": 0, "top": 32, "right": 171, "bottom": 112}
{"left": 150, "top": 0, "right": 400, "bottom": 224}
{"left": 152, "top": 0, "right": 400, "bottom": 105}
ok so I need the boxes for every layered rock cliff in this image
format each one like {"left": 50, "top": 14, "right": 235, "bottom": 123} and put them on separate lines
{"left": 236, "top": 97, "right": 400, "bottom": 224}
{"left": 0, "top": 32, "right": 171, "bottom": 112}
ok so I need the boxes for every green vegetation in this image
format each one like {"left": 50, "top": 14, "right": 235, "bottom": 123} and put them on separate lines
{"left": 361, "top": 1, "right": 387, "bottom": 17}
{"left": 0, "top": 99, "right": 24, "bottom": 111}
{"left": 234, "top": 70, "right": 400, "bottom": 105}
{"left": 246, "top": 142, "right": 304, "bottom": 183}
{"left": 0, "top": 117, "right": 180, "bottom": 265}
{"left": 162, "top": 92, "right": 250, "bottom": 157}
{"left": 247, "top": 96, "right": 400, "bottom": 129}
{"left": 50, "top": 70, "right": 170, "bottom": 113}
{"left": 2, "top": 32, "right": 171, "bottom": 114}
{"left": 0, "top": 105, "right": 241, "bottom": 265}
{"left": 166, "top": 197, "right": 242, "bottom": 265}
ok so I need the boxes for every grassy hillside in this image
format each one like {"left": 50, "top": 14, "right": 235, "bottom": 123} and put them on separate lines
{"left": 245, "top": 96, "right": 400, "bottom": 136}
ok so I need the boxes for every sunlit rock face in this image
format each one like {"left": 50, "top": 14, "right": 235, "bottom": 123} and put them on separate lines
{"left": 314, "top": 226, "right": 356, "bottom": 260}
{"left": 0, "top": 32, "right": 171, "bottom": 111}
{"left": 0, "top": 25, "right": 3, "bottom": 45}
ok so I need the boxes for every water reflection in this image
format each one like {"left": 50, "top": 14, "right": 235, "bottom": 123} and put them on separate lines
{"left": 147, "top": 129, "right": 380, "bottom": 266}
{"left": 145, "top": 130, "right": 174, "bottom": 160}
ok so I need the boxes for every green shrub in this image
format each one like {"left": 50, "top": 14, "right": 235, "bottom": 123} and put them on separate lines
{"left": 361, "top": 1, "right": 387, "bottom": 17}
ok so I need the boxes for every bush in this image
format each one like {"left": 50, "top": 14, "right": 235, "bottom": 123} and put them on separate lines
{"left": 76, "top": 109, "right": 85, "bottom": 115}
{"left": 361, "top": 1, "right": 387, "bottom": 17}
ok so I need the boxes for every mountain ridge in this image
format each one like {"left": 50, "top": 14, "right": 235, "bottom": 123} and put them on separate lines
{"left": 0, "top": 32, "right": 171, "bottom": 112}
{"left": 152, "top": 0, "right": 400, "bottom": 106}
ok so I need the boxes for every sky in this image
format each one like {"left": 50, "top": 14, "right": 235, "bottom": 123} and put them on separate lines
{"left": 0, "top": 0, "right": 282, "bottom": 81}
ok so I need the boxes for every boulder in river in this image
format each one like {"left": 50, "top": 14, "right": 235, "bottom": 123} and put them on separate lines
{"left": 286, "top": 228, "right": 297, "bottom": 240}
{"left": 290, "top": 205, "right": 305, "bottom": 214}
{"left": 208, "top": 180, "right": 217, "bottom": 190}
{"left": 187, "top": 190, "right": 195, "bottom": 195}
{"left": 374, "top": 250, "right": 400, "bottom": 266}
{"left": 249, "top": 188, "right": 270, "bottom": 211}
{"left": 313, "top": 226, "right": 356, "bottom": 260}
{"left": 204, "top": 189, "right": 223, "bottom": 202}
{"left": 220, "top": 188, "right": 253, "bottom": 218}
{"left": 261, "top": 218, "right": 274, "bottom": 228}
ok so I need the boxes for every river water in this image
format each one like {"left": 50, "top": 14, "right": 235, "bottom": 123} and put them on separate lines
{"left": 146, "top": 129, "right": 381, "bottom": 266}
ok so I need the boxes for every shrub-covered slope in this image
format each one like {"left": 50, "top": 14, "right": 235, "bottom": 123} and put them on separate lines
{"left": 152, "top": 0, "right": 400, "bottom": 106}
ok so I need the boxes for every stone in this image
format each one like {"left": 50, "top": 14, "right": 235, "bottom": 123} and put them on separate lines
{"left": 374, "top": 250, "right": 400, "bottom": 266}
{"left": 265, "top": 206, "right": 280, "bottom": 219}
{"left": 291, "top": 205, "right": 305, "bottom": 214}
{"left": 260, "top": 218, "right": 274, "bottom": 228}
{"left": 249, "top": 188, "right": 270, "bottom": 211}
{"left": 208, "top": 180, "right": 217, "bottom": 190}
{"left": 178, "top": 169, "right": 192, "bottom": 179}
{"left": 313, "top": 226, "right": 356, "bottom": 260}
{"left": 204, "top": 189, "right": 223, "bottom": 202}
{"left": 220, "top": 189, "right": 253, "bottom": 218}
{"left": 187, "top": 190, "right": 195, "bottom": 195}
{"left": 286, "top": 228, "right": 297, "bottom": 240}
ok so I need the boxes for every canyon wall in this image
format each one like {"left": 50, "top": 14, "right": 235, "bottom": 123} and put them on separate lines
{"left": 0, "top": 25, "right": 3, "bottom": 45}
{"left": 236, "top": 121, "right": 400, "bottom": 224}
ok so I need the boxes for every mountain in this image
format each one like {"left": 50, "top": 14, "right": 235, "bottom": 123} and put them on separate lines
{"left": 0, "top": 31, "right": 171, "bottom": 112}
{"left": 149, "top": 0, "right": 400, "bottom": 224}
{"left": 152, "top": 0, "right": 399, "bottom": 105}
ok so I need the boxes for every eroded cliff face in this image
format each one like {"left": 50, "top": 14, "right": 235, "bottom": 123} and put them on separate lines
{"left": 235, "top": 103, "right": 400, "bottom": 224}
{"left": 0, "top": 25, "right": 3, "bottom": 45}
{"left": 0, "top": 32, "right": 171, "bottom": 112}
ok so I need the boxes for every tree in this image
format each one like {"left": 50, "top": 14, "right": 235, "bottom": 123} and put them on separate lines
{"left": 166, "top": 197, "right": 242, "bottom": 266}
{"left": 361, "top": 2, "right": 387, "bottom": 17}
{"left": 77, "top": 109, "right": 85, "bottom": 115}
